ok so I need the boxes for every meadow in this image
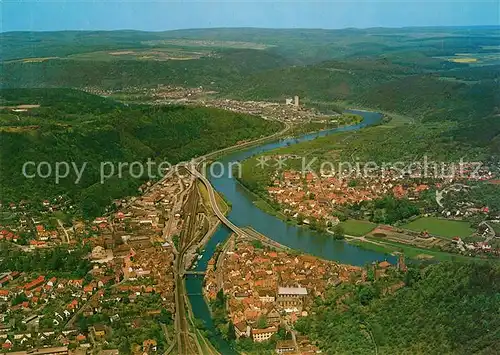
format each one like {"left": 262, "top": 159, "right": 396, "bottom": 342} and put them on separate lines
{"left": 403, "top": 217, "right": 475, "bottom": 238}
{"left": 340, "top": 219, "right": 378, "bottom": 236}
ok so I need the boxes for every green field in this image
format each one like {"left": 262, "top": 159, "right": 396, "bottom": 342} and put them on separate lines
{"left": 403, "top": 217, "right": 475, "bottom": 239}
{"left": 66, "top": 48, "right": 208, "bottom": 61}
{"left": 340, "top": 219, "right": 377, "bottom": 236}
{"left": 348, "top": 237, "right": 477, "bottom": 262}
{"left": 492, "top": 223, "right": 500, "bottom": 237}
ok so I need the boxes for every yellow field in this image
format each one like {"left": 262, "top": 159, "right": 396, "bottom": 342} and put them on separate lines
{"left": 449, "top": 57, "right": 478, "bottom": 63}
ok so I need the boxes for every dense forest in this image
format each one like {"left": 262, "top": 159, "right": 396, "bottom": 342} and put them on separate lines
{"left": 296, "top": 262, "right": 500, "bottom": 354}
{"left": 2, "top": 29, "right": 499, "bottom": 152}
{"left": 3, "top": 29, "right": 498, "bottom": 164}
{"left": 2, "top": 28, "right": 498, "bottom": 220}
{"left": 0, "top": 88, "right": 282, "bottom": 217}
{"left": 1, "top": 49, "right": 290, "bottom": 91}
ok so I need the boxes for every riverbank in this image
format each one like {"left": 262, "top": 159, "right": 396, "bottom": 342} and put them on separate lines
{"left": 346, "top": 235, "right": 480, "bottom": 262}
{"left": 235, "top": 177, "right": 290, "bottom": 221}
{"left": 328, "top": 100, "right": 415, "bottom": 126}
{"left": 203, "top": 121, "right": 291, "bottom": 162}
{"left": 186, "top": 109, "right": 398, "bottom": 355}
{"left": 235, "top": 170, "right": 490, "bottom": 263}
{"left": 184, "top": 281, "right": 221, "bottom": 355}
{"left": 228, "top": 108, "right": 494, "bottom": 264}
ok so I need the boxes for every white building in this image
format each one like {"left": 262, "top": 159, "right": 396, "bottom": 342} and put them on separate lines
{"left": 278, "top": 286, "right": 308, "bottom": 298}
{"left": 252, "top": 326, "right": 278, "bottom": 342}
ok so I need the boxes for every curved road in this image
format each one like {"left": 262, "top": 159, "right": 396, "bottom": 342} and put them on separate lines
{"left": 188, "top": 165, "right": 247, "bottom": 238}
{"left": 194, "top": 121, "right": 290, "bottom": 163}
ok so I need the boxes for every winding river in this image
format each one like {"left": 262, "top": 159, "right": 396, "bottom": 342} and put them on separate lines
{"left": 185, "top": 110, "right": 396, "bottom": 353}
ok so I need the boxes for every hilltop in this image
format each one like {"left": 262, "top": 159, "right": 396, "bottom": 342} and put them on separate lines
{"left": 2, "top": 28, "right": 498, "bottom": 144}
{"left": 0, "top": 88, "right": 282, "bottom": 218}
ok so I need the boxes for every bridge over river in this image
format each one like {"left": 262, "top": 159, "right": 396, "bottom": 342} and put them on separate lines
{"left": 187, "top": 165, "right": 248, "bottom": 238}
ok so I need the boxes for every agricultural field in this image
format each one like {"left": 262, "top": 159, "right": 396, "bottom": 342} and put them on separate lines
{"left": 491, "top": 222, "right": 500, "bottom": 237}
{"left": 350, "top": 237, "right": 473, "bottom": 262}
{"left": 340, "top": 219, "right": 377, "bottom": 236}
{"left": 435, "top": 52, "right": 500, "bottom": 66}
{"left": 5, "top": 48, "right": 212, "bottom": 63}
{"left": 403, "top": 217, "right": 475, "bottom": 238}
{"left": 67, "top": 48, "right": 211, "bottom": 61}
{"left": 141, "top": 39, "right": 275, "bottom": 50}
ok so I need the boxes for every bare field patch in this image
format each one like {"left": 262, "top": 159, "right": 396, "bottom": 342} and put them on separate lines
{"left": 415, "top": 254, "right": 434, "bottom": 260}
{"left": 368, "top": 226, "right": 450, "bottom": 250}
{"left": 109, "top": 51, "right": 135, "bottom": 55}
{"left": 0, "top": 125, "right": 40, "bottom": 133}
{"left": 449, "top": 57, "right": 478, "bottom": 63}
{"left": 0, "top": 104, "right": 41, "bottom": 111}
{"left": 142, "top": 39, "right": 275, "bottom": 50}
{"left": 5, "top": 57, "right": 59, "bottom": 63}
{"left": 69, "top": 48, "right": 208, "bottom": 61}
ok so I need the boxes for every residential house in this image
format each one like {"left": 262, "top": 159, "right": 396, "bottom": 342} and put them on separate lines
{"left": 266, "top": 308, "right": 281, "bottom": 325}
{"left": 142, "top": 339, "right": 157, "bottom": 353}
{"left": 0, "top": 290, "right": 8, "bottom": 302}
{"left": 91, "top": 324, "right": 106, "bottom": 339}
{"left": 67, "top": 299, "right": 79, "bottom": 311}
{"left": 23, "top": 276, "right": 45, "bottom": 291}
{"left": 0, "top": 325, "right": 10, "bottom": 336}
{"left": 234, "top": 322, "right": 251, "bottom": 339}
{"left": 67, "top": 279, "right": 83, "bottom": 288}
{"left": 2, "top": 339, "right": 12, "bottom": 350}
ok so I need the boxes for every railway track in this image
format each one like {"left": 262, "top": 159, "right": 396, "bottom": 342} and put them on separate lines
{"left": 176, "top": 186, "right": 202, "bottom": 354}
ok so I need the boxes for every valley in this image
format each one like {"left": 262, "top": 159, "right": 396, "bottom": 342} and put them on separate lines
{"left": 0, "top": 25, "right": 499, "bottom": 355}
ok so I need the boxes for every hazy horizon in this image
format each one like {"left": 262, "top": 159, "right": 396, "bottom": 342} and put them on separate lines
{"left": 2, "top": 24, "right": 500, "bottom": 34}
{"left": 3, "top": 0, "right": 499, "bottom": 33}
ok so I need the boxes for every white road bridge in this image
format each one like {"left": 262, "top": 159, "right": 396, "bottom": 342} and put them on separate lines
{"left": 187, "top": 165, "right": 247, "bottom": 238}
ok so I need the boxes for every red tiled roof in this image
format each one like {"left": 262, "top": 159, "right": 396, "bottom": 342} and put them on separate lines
{"left": 23, "top": 276, "right": 45, "bottom": 290}
{"left": 252, "top": 326, "right": 277, "bottom": 334}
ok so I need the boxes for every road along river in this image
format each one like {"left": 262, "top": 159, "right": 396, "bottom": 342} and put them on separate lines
{"left": 185, "top": 110, "right": 396, "bottom": 353}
